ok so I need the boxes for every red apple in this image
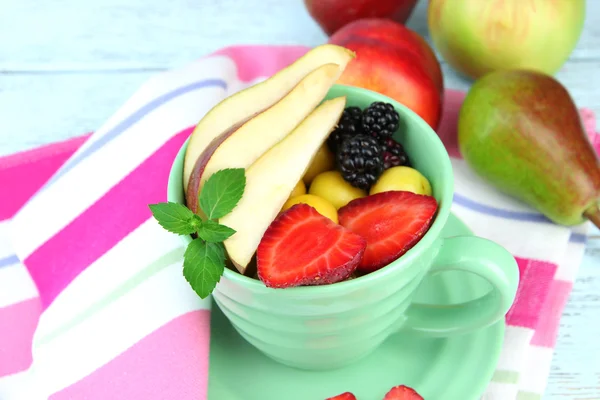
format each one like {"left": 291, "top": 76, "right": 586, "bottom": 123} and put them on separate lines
{"left": 304, "top": 0, "right": 418, "bottom": 36}
{"left": 329, "top": 18, "right": 443, "bottom": 129}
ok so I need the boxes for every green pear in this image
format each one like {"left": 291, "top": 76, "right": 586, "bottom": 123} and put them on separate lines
{"left": 458, "top": 70, "right": 600, "bottom": 228}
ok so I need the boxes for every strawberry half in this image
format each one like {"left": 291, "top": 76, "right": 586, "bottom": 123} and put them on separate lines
{"left": 325, "top": 392, "right": 357, "bottom": 400}
{"left": 257, "top": 204, "right": 366, "bottom": 288}
{"left": 383, "top": 385, "right": 424, "bottom": 400}
{"left": 338, "top": 191, "right": 438, "bottom": 273}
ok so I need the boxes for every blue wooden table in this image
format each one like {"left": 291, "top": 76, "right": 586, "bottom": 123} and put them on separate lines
{"left": 1, "top": 0, "right": 599, "bottom": 398}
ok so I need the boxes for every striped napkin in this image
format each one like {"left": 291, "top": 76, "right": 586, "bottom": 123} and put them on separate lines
{"left": 1, "top": 45, "right": 598, "bottom": 400}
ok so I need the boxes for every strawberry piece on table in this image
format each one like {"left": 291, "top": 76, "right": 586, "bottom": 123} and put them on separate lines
{"left": 325, "top": 392, "right": 357, "bottom": 400}
{"left": 257, "top": 204, "right": 366, "bottom": 288}
{"left": 383, "top": 385, "right": 424, "bottom": 400}
{"left": 338, "top": 191, "right": 438, "bottom": 273}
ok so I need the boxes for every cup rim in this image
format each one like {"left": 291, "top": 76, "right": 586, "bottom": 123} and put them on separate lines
{"left": 168, "top": 84, "right": 454, "bottom": 296}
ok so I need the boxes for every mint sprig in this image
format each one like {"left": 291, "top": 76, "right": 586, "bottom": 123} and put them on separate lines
{"left": 197, "top": 220, "right": 236, "bottom": 242}
{"left": 149, "top": 168, "right": 246, "bottom": 299}
{"left": 200, "top": 168, "right": 247, "bottom": 219}
{"left": 148, "top": 202, "right": 202, "bottom": 235}
{"left": 183, "top": 239, "right": 225, "bottom": 299}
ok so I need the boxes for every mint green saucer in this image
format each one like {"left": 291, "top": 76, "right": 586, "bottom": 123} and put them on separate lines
{"left": 207, "top": 213, "right": 505, "bottom": 400}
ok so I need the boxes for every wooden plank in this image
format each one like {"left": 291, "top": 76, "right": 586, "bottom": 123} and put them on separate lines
{"left": 546, "top": 246, "right": 600, "bottom": 399}
{"left": 1, "top": 0, "right": 598, "bottom": 71}
{"left": 0, "top": 71, "right": 155, "bottom": 155}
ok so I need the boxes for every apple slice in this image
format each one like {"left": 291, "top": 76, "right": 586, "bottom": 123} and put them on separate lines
{"left": 219, "top": 97, "right": 347, "bottom": 273}
{"left": 186, "top": 63, "right": 342, "bottom": 215}
{"left": 183, "top": 44, "right": 355, "bottom": 191}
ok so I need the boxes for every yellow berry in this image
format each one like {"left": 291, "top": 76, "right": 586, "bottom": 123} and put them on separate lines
{"left": 370, "top": 166, "right": 432, "bottom": 196}
{"left": 288, "top": 180, "right": 306, "bottom": 199}
{"left": 303, "top": 144, "right": 335, "bottom": 185}
{"left": 281, "top": 194, "right": 338, "bottom": 223}
{"left": 309, "top": 170, "right": 367, "bottom": 210}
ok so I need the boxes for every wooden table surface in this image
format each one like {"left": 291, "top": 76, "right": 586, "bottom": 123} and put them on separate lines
{"left": 1, "top": 0, "right": 599, "bottom": 398}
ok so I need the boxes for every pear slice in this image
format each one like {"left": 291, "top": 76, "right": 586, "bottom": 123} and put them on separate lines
{"left": 183, "top": 44, "right": 355, "bottom": 191}
{"left": 219, "top": 97, "right": 347, "bottom": 273}
{"left": 186, "top": 63, "right": 342, "bottom": 215}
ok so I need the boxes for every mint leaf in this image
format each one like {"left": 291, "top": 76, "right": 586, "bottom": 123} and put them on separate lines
{"left": 199, "top": 168, "right": 246, "bottom": 220}
{"left": 197, "top": 220, "right": 236, "bottom": 242}
{"left": 149, "top": 202, "right": 202, "bottom": 235}
{"left": 183, "top": 239, "right": 225, "bottom": 299}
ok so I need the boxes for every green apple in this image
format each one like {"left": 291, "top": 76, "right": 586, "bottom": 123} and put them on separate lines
{"left": 428, "top": 0, "right": 585, "bottom": 79}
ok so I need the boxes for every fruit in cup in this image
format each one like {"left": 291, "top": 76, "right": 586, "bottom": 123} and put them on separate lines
{"left": 458, "top": 70, "right": 600, "bottom": 228}
{"left": 339, "top": 191, "right": 438, "bottom": 273}
{"left": 428, "top": 0, "right": 586, "bottom": 79}
{"left": 220, "top": 97, "right": 347, "bottom": 273}
{"left": 337, "top": 134, "right": 385, "bottom": 190}
{"left": 303, "top": 144, "right": 335, "bottom": 184}
{"left": 186, "top": 63, "right": 342, "bottom": 216}
{"left": 282, "top": 194, "right": 338, "bottom": 223}
{"left": 289, "top": 180, "right": 306, "bottom": 199}
{"left": 327, "top": 103, "right": 411, "bottom": 188}
{"left": 325, "top": 392, "right": 357, "bottom": 400}
{"left": 309, "top": 170, "right": 367, "bottom": 209}
{"left": 183, "top": 44, "right": 355, "bottom": 192}
{"left": 383, "top": 385, "right": 424, "bottom": 400}
{"left": 257, "top": 204, "right": 366, "bottom": 288}
{"left": 304, "top": 0, "right": 418, "bottom": 36}
{"left": 370, "top": 166, "right": 432, "bottom": 196}
{"left": 328, "top": 19, "right": 443, "bottom": 129}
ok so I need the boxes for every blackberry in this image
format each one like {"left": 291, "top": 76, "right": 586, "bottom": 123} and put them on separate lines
{"left": 327, "top": 106, "right": 363, "bottom": 152}
{"left": 337, "top": 134, "right": 384, "bottom": 190}
{"left": 361, "top": 102, "right": 400, "bottom": 141}
{"left": 381, "top": 138, "right": 410, "bottom": 169}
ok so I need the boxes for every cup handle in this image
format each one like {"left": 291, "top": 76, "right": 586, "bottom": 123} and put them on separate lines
{"left": 402, "top": 236, "right": 519, "bottom": 337}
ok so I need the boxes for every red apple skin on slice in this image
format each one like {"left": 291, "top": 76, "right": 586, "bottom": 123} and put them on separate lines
{"left": 186, "top": 63, "right": 341, "bottom": 217}
{"left": 182, "top": 44, "right": 355, "bottom": 192}
{"left": 185, "top": 119, "right": 247, "bottom": 215}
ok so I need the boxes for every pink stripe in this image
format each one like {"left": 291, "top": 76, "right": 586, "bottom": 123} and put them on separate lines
{"left": 506, "top": 257, "right": 557, "bottom": 329}
{"left": 0, "top": 298, "right": 41, "bottom": 376}
{"left": 212, "top": 45, "right": 310, "bottom": 82}
{"left": 530, "top": 280, "right": 573, "bottom": 347}
{"left": 0, "top": 135, "right": 89, "bottom": 220}
{"left": 24, "top": 128, "right": 192, "bottom": 309}
{"left": 50, "top": 310, "right": 210, "bottom": 400}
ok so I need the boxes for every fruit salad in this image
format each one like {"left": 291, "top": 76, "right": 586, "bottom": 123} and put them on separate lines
{"left": 150, "top": 44, "right": 438, "bottom": 299}
{"left": 257, "top": 101, "right": 437, "bottom": 288}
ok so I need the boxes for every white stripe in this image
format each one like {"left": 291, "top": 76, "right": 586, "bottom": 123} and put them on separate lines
{"left": 570, "top": 223, "right": 589, "bottom": 236}
{"left": 0, "top": 369, "right": 46, "bottom": 400}
{"left": 225, "top": 75, "right": 267, "bottom": 97}
{"left": 517, "top": 345, "right": 554, "bottom": 393}
{"left": 0, "top": 220, "right": 14, "bottom": 259}
{"left": 11, "top": 77, "right": 227, "bottom": 259}
{"left": 482, "top": 381, "right": 518, "bottom": 400}
{"left": 51, "top": 56, "right": 236, "bottom": 172}
{"left": 495, "top": 326, "right": 534, "bottom": 372}
{"left": 555, "top": 241, "right": 587, "bottom": 281}
{"left": 452, "top": 158, "right": 544, "bottom": 214}
{"left": 30, "top": 260, "right": 208, "bottom": 396}
{"left": 0, "top": 263, "right": 38, "bottom": 308}
{"left": 451, "top": 206, "right": 571, "bottom": 265}
{"left": 35, "top": 219, "right": 190, "bottom": 337}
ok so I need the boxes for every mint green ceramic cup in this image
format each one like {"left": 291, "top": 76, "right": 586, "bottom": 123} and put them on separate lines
{"left": 168, "top": 85, "right": 519, "bottom": 371}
